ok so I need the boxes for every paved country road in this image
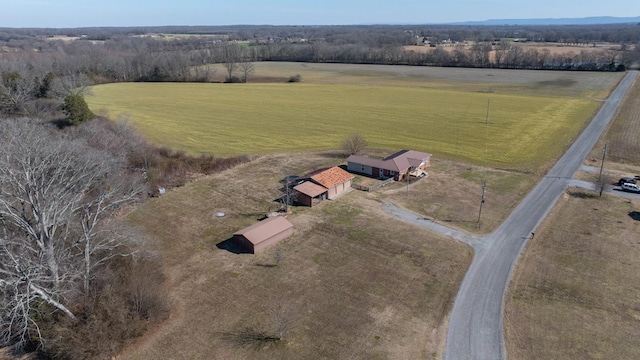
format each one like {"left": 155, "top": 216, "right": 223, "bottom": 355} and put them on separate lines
{"left": 444, "top": 70, "right": 638, "bottom": 360}
{"left": 385, "top": 71, "right": 638, "bottom": 360}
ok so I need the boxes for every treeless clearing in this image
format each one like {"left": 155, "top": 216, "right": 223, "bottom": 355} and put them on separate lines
{"left": 504, "top": 189, "right": 640, "bottom": 359}
{"left": 119, "top": 151, "right": 472, "bottom": 360}
{"left": 601, "top": 74, "right": 640, "bottom": 164}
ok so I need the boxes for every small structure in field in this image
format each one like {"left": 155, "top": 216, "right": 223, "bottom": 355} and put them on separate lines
{"left": 233, "top": 216, "right": 294, "bottom": 254}
{"left": 347, "top": 150, "right": 431, "bottom": 181}
{"left": 293, "top": 166, "right": 354, "bottom": 207}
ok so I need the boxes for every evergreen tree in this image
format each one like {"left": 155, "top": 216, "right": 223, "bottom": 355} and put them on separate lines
{"left": 62, "top": 93, "right": 94, "bottom": 125}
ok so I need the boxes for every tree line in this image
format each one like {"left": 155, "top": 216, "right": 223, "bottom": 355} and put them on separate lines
{"left": 1, "top": 24, "right": 639, "bottom": 100}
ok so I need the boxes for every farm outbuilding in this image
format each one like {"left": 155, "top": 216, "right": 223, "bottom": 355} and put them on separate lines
{"left": 293, "top": 181, "right": 327, "bottom": 207}
{"left": 293, "top": 166, "right": 354, "bottom": 207}
{"left": 347, "top": 150, "right": 431, "bottom": 181}
{"left": 233, "top": 216, "right": 294, "bottom": 254}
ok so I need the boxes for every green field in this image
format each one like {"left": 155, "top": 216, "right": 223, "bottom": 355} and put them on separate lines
{"left": 86, "top": 63, "right": 620, "bottom": 171}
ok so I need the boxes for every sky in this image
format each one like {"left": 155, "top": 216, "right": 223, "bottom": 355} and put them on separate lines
{"left": 1, "top": 0, "right": 639, "bottom": 28}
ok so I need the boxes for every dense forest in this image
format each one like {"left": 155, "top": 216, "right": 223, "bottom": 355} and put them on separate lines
{"left": 0, "top": 23, "right": 639, "bottom": 359}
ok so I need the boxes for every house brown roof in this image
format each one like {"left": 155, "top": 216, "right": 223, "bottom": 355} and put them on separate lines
{"left": 234, "top": 216, "right": 294, "bottom": 245}
{"left": 293, "top": 181, "right": 327, "bottom": 198}
{"left": 347, "top": 150, "right": 431, "bottom": 172}
{"left": 309, "top": 166, "right": 354, "bottom": 189}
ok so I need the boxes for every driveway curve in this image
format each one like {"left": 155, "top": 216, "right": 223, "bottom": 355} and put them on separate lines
{"left": 384, "top": 71, "right": 638, "bottom": 360}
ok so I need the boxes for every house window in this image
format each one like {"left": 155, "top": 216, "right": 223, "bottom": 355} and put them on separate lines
{"left": 361, "top": 165, "right": 365, "bottom": 171}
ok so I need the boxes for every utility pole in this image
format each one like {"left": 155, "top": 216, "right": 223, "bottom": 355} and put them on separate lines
{"left": 485, "top": 98, "right": 491, "bottom": 125}
{"left": 477, "top": 181, "right": 486, "bottom": 228}
{"left": 599, "top": 143, "right": 607, "bottom": 197}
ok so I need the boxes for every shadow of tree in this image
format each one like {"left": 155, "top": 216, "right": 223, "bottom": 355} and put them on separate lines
{"left": 567, "top": 190, "right": 598, "bottom": 199}
{"left": 222, "top": 327, "right": 281, "bottom": 349}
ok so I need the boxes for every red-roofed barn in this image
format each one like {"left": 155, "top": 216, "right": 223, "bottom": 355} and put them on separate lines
{"left": 233, "top": 216, "right": 294, "bottom": 253}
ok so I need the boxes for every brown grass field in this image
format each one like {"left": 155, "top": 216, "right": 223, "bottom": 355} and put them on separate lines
{"left": 504, "top": 74, "right": 640, "bottom": 359}
{"left": 119, "top": 152, "right": 472, "bottom": 360}
{"left": 505, "top": 189, "right": 640, "bottom": 359}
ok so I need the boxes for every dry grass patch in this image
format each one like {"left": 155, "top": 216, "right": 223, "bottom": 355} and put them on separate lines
{"left": 505, "top": 189, "right": 640, "bottom": 359}
{"left": 121, "top": 152, "right": 471, "bottom": 360}
{"left": 601, "top": 74, "right": 640, "bottom": 164}
{"left": 374, "top": 158, "right": 537, "bottom": 234}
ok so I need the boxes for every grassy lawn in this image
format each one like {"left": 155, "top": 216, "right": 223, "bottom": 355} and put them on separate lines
{"left": 120, "top": 152, "right": 472, "bottom": 360}
{"left": 86, "top": 63, "right": 620, "bottom": 173}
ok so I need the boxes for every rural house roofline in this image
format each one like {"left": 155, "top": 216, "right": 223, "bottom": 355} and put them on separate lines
{"left": 300, "top": 166, "right": 355, "bottom": 189}
{"left": 347, "top": 150, "right": 432, "bottom": 172}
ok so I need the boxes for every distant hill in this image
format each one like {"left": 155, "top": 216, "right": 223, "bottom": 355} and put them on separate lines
{"left": 450, "top": 16, "right": 640, "bottom": 26}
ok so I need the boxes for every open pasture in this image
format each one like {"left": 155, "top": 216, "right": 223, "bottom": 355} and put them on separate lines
{"left": 87, "top": 64, "right": 621, "bottom": 172}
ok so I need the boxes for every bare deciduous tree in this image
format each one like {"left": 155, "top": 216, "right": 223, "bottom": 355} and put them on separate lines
{"left": 0, "top": 119, "right": 143, "bottom": 350}
{"left": 270, "top": 300, "right": 295, "bottom": 341}
{"left": 239, "top": 61, "right": 254, "bottom": 83}
{"left": 342, "top": 133, "right": 368, "bottom": 155}
{"left": 49, "top": 72, "right": 93, "bottom": 99}
{"left": 0, "top": 70, "right": 36, "bottom": 116}
{"left": 223, "top": 44, "right": 242, "bottom": 82}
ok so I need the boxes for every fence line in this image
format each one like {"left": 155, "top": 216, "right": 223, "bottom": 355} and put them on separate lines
{"left": 351, "top": 177, "right": 395, "bottom": 192}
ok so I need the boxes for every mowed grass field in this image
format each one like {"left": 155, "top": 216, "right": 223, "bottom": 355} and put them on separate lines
{"left": 86, "top": 63, "right": 621, "bottom": 172}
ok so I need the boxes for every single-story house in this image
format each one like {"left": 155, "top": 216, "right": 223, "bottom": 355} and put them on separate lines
{"left": 347, "top": 150, "right": 431, "bottom": 181}
{"left": 233, "top": 216, "right": 294, "bottom": 254}
{"left": 293, "top": 166, "right": 354, "bottom": 207}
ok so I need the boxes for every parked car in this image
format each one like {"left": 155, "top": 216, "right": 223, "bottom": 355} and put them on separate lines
{"left": 618, "top": 177, "right": 636, "bottom": 185}
{"left": 621, "top": 183, "right": 640, "bottom": 193}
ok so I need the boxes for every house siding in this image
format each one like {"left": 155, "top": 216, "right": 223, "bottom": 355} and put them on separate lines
{"left": 348, "top": 161, "right": 373, "bottom": 176}
{"left": 296, "top": 192, "right": 314, "bottom": 207}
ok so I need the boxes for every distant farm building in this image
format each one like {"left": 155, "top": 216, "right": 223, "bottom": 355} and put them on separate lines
{"left": 293, "top": 166, "right": 354, "bottom": 207}
{"left": 347, "top": 150, "right": 431, "bottom": 181}
{"left": 233, "top": 216, "right": 294, "bottom": 254}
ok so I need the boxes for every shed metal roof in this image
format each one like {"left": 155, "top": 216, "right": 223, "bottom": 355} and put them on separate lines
{"left": 294, "top": 181, "right": 327, "bottom": 198}
{"left": 234, "top": 216, "right": 294, "bottom": 245}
